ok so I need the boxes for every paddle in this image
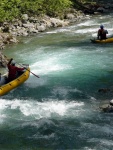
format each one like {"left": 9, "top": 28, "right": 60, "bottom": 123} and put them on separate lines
{"left": 29, "top": 71, "right": 40, "bottom": 78}
{"left": 17, "top": 63, "right": 40, "bottom": 78}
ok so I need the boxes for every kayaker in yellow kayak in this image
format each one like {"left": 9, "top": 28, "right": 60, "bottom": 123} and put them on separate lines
{"left": 7, "top": 58, "right": 25, "bottom": 82}
{"left": 97, "top": 25, "right": 108, "bottom": 40}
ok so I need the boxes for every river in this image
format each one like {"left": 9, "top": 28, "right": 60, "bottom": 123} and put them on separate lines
{"left": 1, "top": 13, "right": 113, "bottom": 150}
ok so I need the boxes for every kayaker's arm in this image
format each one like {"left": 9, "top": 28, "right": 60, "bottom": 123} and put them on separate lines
{"left": 7, "top": 58, "right": 13, "bottom": 66}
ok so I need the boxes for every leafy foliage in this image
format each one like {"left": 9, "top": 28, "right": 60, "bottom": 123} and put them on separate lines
{"left": 0, "top": 0, "right": 72, "bottom": 22}
{"left": 0, "top": 0, "right": 21, "bottom": 22}
{"left": 43, "top": 0, "right": 72, "bottom": 16}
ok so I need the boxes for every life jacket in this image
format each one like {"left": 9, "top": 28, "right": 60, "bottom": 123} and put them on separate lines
{"left": 98, "top": 29, "right": 107, "bottom": 39}
{"left": 7, "top": 64, "right": 24, "bottom": 82}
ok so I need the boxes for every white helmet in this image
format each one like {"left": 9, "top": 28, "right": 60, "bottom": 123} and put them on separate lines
{"left": 110, "top": 99, "right": 113, "bottom": 106}
{"left": 11, "top": 60, "right": 15, "bottom": 65}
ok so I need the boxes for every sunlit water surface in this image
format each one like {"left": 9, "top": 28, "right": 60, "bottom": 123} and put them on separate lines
{"left": 1, "top": 13, "right": 113, "bottom": 150}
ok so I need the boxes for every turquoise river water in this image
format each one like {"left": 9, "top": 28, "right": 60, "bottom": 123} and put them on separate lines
{"left": 1, "top": 13, "right": 113, "bottom": 150}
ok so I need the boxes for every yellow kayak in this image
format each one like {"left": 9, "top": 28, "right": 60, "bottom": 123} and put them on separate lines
{"left": 0, "top": 65, "right": 30, "bottom": 96}
{"left": 91, "top": 37, "right": 113, "bottom": 43}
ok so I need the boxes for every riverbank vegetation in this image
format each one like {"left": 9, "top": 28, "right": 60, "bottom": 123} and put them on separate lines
{"left": 0, "top": 0, "right": 98, "bottom": 23}
{"left": 0, "top": 0, "right": 72, "bottom": 22}
{"left": 0, "top": 0, "right": 110, "bottom": 51}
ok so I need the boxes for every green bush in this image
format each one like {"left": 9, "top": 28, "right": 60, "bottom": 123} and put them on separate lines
{"left": 0, "top": 0, "right": 98, "bottom": 22}
{"left": 0, "top": 0, "right": 72, "bottom": 22}
{"left": 43, "top": 0, "right": 72, "bottom": 16}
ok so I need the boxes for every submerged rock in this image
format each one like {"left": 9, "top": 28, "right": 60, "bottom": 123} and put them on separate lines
{"left": 100, "top": 100, "right": 113, "bottom": 113}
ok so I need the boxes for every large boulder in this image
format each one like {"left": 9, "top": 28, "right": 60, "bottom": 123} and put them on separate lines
{"left": 65, "top": 13, "right": 75, "bottom": 20}
{"left": 36, "top": 24, "right": 46, "bottom": 32}
{"left": 22, "top": 14, "right": 29, "bottom": 23}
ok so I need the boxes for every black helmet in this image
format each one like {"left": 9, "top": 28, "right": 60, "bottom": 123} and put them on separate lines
{"left": 100, "top": 25, "right": 104, "bottom": 29}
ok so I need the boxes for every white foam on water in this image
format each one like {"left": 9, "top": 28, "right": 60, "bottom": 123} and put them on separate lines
{"left": 46, "top": 28, "right": 70, "bottom": 34}
{"left": 30, "top": 54, "right": 72, "bottom": 75}
{"left": 0, "top": 99, "right": 84, "bottom": 121}
{"left": 77, "top": 20, "right": 97, "bottom": 27}
{"left": 19, "top": 100, "right": 84, "bottom": 119}
{"left": 82, "top": 147, "right": 96, "bottom": 150}
{"left": 26, "top": 76, "right": 48, "bottom": 88}
{"left": 88, "top": 138, "right": 113, "bottom": 148}
{"left": 52, "top": 86, "right": 82, "bottom": 98}
{"left": 75, "top": 28, "right": 97, "bottom": 34}
{"left": 100, "top": 139, "right": 113, "bottom": 146}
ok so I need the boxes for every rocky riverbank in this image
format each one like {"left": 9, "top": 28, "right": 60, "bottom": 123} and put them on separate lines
{"left": 0, "top": 51, "right": 8, "bottom": 67}
{"left": 0, "top": 1, "right": 112, "bottom": 67}
{"left": 0, "top": 9, "right": 85, "bottom": 50}
{"left": 0, "top": 1, "right": 112, "bottom": 50}
{"left": 0, "top": 8, "right": 85, "bottom": 67}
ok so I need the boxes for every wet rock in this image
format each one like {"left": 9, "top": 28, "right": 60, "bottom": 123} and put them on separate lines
{"left": 65, "top": 13, "right": 75, "bottom": 20}
{"left": 0, "top": 33, "right": 19, "bottom": 49}
{"left": 22, "top": 23, "right": 35, "bottom": 28}
{"left": 36, "top": 25, "right": 46, "bottom": 32}
{"left": 29, "top": 17, "right": 39, "bottom": 23}
{"left": 50, "top": 18, "right": 69, "bottom": 27}
{"left": 22, "top": 14, "right": 29, "bottom": 23}
{"left": 0, "top": 52, "right": 8, "bottom": 67}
